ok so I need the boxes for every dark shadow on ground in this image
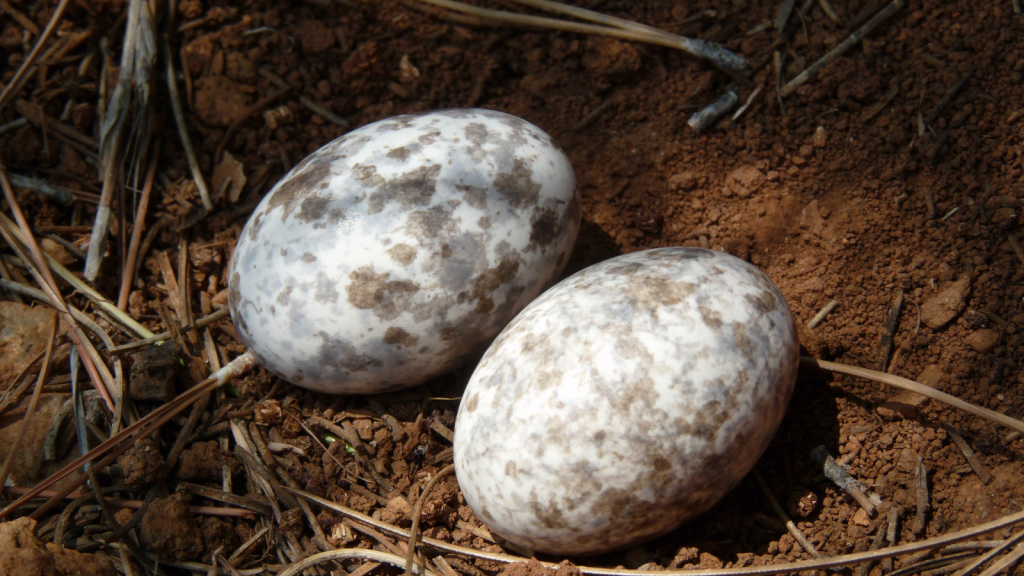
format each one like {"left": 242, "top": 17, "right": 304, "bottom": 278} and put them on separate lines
{"left": 561, "top": 217, "right": 624, "bottom": 280}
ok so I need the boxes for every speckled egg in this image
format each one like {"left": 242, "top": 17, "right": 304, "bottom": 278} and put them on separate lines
{"left": 229, "top": 109, "right": 580, "bottom": 394}
{"left": 454, "top": 247, "right": 798, "bottom": 555}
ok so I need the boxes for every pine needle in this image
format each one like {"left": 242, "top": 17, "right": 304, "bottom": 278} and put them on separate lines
{"left": 414, "top": 0, "right": 748, "bottom": 71}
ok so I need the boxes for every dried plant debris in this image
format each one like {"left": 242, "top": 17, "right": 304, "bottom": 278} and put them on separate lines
{"left": 1, "top": 0, "right": 1024, "bottom": 574}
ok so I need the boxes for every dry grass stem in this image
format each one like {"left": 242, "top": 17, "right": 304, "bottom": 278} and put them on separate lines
{"left": 135, "top": 551, "right": 269, "bottom": 576}
{"left": 118, "top": 146, "right": 159, "bottom": 310}
{"left": 950, "top": 529, "right": 1024, "bottom": 576}
{"left": 800, "top": 357, "right": 1024, "bottom": 434}
{"left": 0, "top": 352, "right": 256, "bottom": 520}
{"left": 0, "top": 0, "right": 39, "bottom": 34}
{"left": 775, "top": 0, "right": 797, "bottom": 30}
{"left": 926, "top": 69, "right": 975, "bottom": 125}
{"left": 914, "top": 456, "right": 929, "bottom": 535}
{"left": 406, "top": 464, "right": 457, "bottom": 575}
{"left": 289, "top": 484, "right": 1024, "bottom": 576}
{"left": 298, "top": 414, "right": 370, "bottom": 484}
{"left": 732, "top": 85, "right": 764, "bottom": 121}
{"left": 415, "top": 0, "right": 747, "bottom": 71}
{"left": 14, "top": 99, "right": 98, "bottom": 151}
{"left": 163, "top": 18, "right": 213, "bottom": 211}
{"left": 0, "top": 0, "right": 71, "bottom": 111}
{"left": 105, "top": 308, "right": 229, "bottom": 355}
{"left": 228, "top": 526, "right": 270, "bottom": 566}
{"left": 280, "top": 549, "right": 437, "bottom": 576}
{"left": 231, "top": 424, "right": 287, "bottom": 521}
{"left": 0, "top": 211, "right": 154, "bottom": 338}
{"left": 0, "top": 252, "right": 24, "bottom": 303}
{"left": 506, "top": 0, "right": 748, "bottom": 70}
{"left": 0, "top": 175, "right": 117, "bottom": 409}
{"left": 214, "top": 87, "right": 291, "bottom": 164}
{"left": 1007, "top": 234, "right": 1024, "bottom": 266}
{"left": 876, "top": 289, "right": 903, "bottom": 372}
{"left": 817, "top": 0, "right": 840, "bottom": 21}
{"left": 0, "top": 348, "right": 45, "bottom": 411}
{"left": 974, "top": 537, "right": 1024, "bottom": 576}
{"left": 0, "top": 278, "right": 121, "bottom": 410}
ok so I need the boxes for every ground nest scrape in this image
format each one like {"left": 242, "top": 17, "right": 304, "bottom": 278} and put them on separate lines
{"left": 0, "top": 0, "right": 1023, "bottom": 574}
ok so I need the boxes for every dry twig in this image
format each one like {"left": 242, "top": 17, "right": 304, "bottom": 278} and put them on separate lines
{"left": 105, "top": 308, "right": 229, "bottom": 355}
{"left": 118, "top": 146, "right": 159, "bottom": 310}
{"left": 913, "top": 456, "right": 929, "bottom": 535}
{"left": 945, "top": 426, "right": 992, "bottom": 485}
{"left": 925, "top": 69, "right": 975, "bottom": 125}
{"left": 751, "top": 470, "right": 821, "bottom": 559}
{"left": 0, "top": 0, "right": 72, "bottom": 111}
{"left": 854, "top": 517, "right": 888, "bottom": 576}
{"left": 811, "top": 445, "right": 876, "bottom": 516}
{"left": 688, "top": 90, "right": 739, "bottom": 132}
{"left": 780, "top": 0, "right": 904, "bottom": 97}
{"left": 877, "top": 289, "right": 904, "bottom": 372}
{"left": 0, "top": 352, "right": 257, "bottom": 520}
{"left": 807, "top": 300, "right": 839, "bottom": 328}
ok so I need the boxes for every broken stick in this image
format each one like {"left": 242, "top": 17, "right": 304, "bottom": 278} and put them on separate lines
{"left": 811, "top": 445, "right": 876, "bottom": 516}
{"left": 807, "top": 300, "right": 840, "bottom": 329}
{"left": 925, "top": 69, "right": 975, "bottom": 125}
{"left": 752, "top": 470, "right": 822, "bottom": 559}
{"left": 688, "top": 90, "right": 739, "bottom": 132}
{"left": 913, "top": 456, "right": 929, "bottom": 535}
{"left": 944, "top": 425, "right": 993, "bottom": 485}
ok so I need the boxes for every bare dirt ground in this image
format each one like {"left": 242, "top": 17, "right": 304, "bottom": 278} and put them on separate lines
{"left": 1, "top": 0, "right": 1023, "bottom": 574}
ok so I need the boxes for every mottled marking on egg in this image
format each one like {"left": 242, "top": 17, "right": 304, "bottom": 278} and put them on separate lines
{"left": 453, "top": 248, "right": 798, "bottom": 555}
{"left": 230, "top": 109, "right": 580, "bottom": 394}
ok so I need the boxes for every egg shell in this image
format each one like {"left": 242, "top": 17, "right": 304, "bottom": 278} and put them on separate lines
{"left": 453, "top": 247, "right": 799, "bottom": 555}
{"left": 229, "top": 109, "right": 580, "bottom": 394}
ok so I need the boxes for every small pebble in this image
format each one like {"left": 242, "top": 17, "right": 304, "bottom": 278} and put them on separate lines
{"left": 965, "top": 329, "right": 999, "bottom": 353}
{"left": 920, "top": 275, "right": 971, "bottom": 329}
{"left": 812, "top": 125, "right": 827, "bottom": 148}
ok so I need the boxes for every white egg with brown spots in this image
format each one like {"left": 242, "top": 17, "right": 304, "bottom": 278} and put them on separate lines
{"left": 229, "top": 109, "right": 580, "bottom": 394}
{"left": 454, "top": 248, "right": 799, "bottom": 555}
